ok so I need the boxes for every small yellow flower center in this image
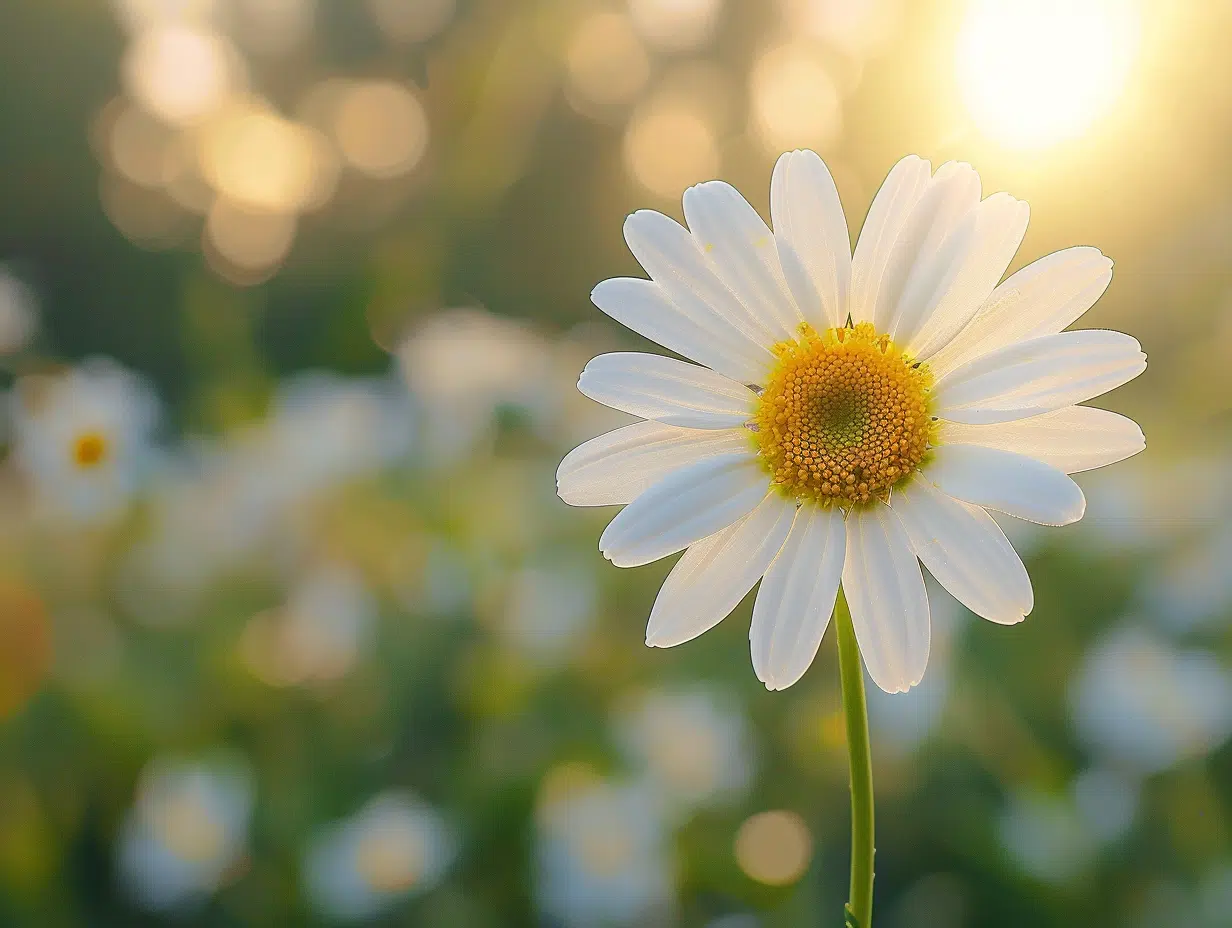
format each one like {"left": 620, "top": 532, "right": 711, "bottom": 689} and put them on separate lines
{"left": 753, "top": 322, "right": 935, "bottom": 506}
{"left": 71, "top": 431, "right": 109, "bottom": 470}
{"left": 356, "top": 828, "right": 423, "bottom": 893}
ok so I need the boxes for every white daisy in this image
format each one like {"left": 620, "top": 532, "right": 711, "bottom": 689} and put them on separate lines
{"left": 9, "top": 358, "right": 158, "bottom": 523}
{"left": 117, "top": 754, "right": 254, "bottom": 911}
{"left": 303, "top": 791, "right": 457, "bottom": 922}
{"left": 558, "top": 150, "right": 1147, "bottom": 693}
{"left": 535, "top": 771, "right": 674, "bottom": 927}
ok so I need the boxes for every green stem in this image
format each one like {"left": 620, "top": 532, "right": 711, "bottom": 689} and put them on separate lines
{"left": 835, "top": 588, "right": 875, "bottom": 928}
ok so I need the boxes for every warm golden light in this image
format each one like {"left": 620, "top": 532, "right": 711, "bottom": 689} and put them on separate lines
{"left": 750, "top": 41, "right": 843, "bottom": 154}
{"left": 734, "top": 810, "right": 813, "bottom": 886}
{"left": 199, "top": 101, "right": 324, "bottom": 213}
{"left": 627, "top": 0, "right": 722, "bottom": 52}
{"left": 564, "top": 11, "right": 651, "bottom": 113}
{"left": 623, "top": 95, "right": 719, "bottom": 199}
{"left": 122, "top": 26, "right": 240, "bottom": 125}
{"left": 957, "top": 0, "right": 1139, "bottom": 149}
{"left": 366, "top": 0, "right": 455, "bottom": 44}
{"left": 205, "top": 199, "right": 296, "bottom": 271}
{"left": 333, "top": 81, "right": 430, "bottom": 179}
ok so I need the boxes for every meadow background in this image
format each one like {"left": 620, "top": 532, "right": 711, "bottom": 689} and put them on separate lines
{"left": 1, "top": 1, "right": 1230, "bottom": 925}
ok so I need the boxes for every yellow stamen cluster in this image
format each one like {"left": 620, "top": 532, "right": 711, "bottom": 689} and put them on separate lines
{"left": 71, "top": 431, "right": 109, "bottom": 470}
{"left": 753, "top": 322, "right": 934, "bottom": 506}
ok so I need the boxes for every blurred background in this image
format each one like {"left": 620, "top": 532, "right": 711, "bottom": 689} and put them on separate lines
{"left": 0, "top": 0, "right": 1229, "bottom": 925}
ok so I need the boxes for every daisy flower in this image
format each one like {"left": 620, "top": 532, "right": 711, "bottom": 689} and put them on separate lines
{"left": 9, "top": 358, "right": 158, "bottom": 523}
{"left": 117, "top": 754, "right": 254, "bottom": 911}
{"left": 558, "top": 151, "right": 1146, "bottom": 694}
{"left": 303, "top": 792, "right": 457, "bottom": 922}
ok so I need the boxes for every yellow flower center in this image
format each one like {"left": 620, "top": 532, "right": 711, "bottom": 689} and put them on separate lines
{"left": 356, "top": 828, "right": 423, "bottom": 893}
{"left": 752, "top": 322, "right": 935, "bottom": 506}
{"left": 71, "top": 431, "right": 109, "bottom": 470}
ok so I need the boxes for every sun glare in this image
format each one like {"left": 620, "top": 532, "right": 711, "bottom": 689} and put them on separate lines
{"left": 957, "top": 0, "right": 1139, "bottom": 149}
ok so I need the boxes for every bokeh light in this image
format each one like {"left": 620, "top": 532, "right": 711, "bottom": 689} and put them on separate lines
{"left": 627, "top": 0, "right": 723, "bottom": 52}
{"left": 733, "top": 810, "right": 813, "bottom": 886}
{"left": 623, "top": 92, "right": 720, "bottom": 198}
{"left": 365, "top": 0, "right": 456, "bottom": 44}
{"left": 122, "top": 25, "right": 241, "bottom": 125}
{"left": 957, "top": 0, "right": 1140, "bottom": 149}
{"left": 198, "top": 100, "right": 333, "bottom": 213}
{"left": 204, "top": 199, "right": 296, "bottom": 274}
{"left": 332, "top": 81, "right": 430, "bottom": 180}
{"left": 565, "top": 11, "right": 651, "bottom": 115}
{"left": 749, "top": 41, "right": 843, "bottom": 153}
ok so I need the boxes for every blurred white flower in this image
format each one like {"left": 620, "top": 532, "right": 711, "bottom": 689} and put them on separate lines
{"left": 248, "top": 371, "right": 414, "bottom": 499}
{"left": 0, "top": 266, "right": 38, "bottom": 354}
{"left": 1140, "top": 524, "right": 1232, "bottom": 631}
{"left": 1072, "top": 766, "right": 1139, "bottom": 844}
{"left": 115, "top": 373, "right": 410, "bottom": 622}
{"left": 998, "top": 789, "right": 1094, "bottom": 885}
{"left": 117, "top": 754, "right": 254, "bottom": 911}
{"left": 240, "top": 563, "right": 376, "bottom": 686}
{"left": 9, "top": 358, "right": 158, "bottom": 523}
{"left": 398, "top": 309, "right": 555, "bottom": 463}
{"left": 1001, "top": 766, "right": 1141, "bottom": 887}
{"left": 536, "top": 772, "right": 674, "bottom": 927}
{"left": 498, "top": 559, "right": 598, "bottom": 667}
{"left": 614, "top": 685, "right": 752, "bottom": 814}
{"left": 304, "top": 792, "right": 457, "bottom": 922}
{"left": 1070, "top": 625, "right": 1232, "bottom": 774}
{"left": 411, "top": 537, "right": 473, "bottom": 616}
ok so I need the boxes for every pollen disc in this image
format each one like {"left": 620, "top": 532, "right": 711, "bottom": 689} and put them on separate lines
{"left": 753, "top": 322, "right": 934, "bottom": 506}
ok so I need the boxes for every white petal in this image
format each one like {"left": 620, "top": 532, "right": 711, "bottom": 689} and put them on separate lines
{"left": 557, "top": 421, "right": 753, "bottom": 507}
{"left": 750, "top": 504, "right": 846, "bottom": 690}
{"left": 933, "top": 330, "right": 1146, "bottom": 424}
{"left": 578, "top": 352, "right": 757, "bottom": 429}
{"left": 924, "top": 444, "right": 1086, "bottom": 526}
{"left": 841, "top": 501, "right": 930, "bottom": 694}
{"left": 683, "top": 181, "right": 800, "bottom": 340}
{"left": 939, "top": 406, "right": 1145, "bottom": 475}
{"left": 770, "top": 149, "right": 851, "bottom": 331}
{"left": 885, "top": 206, "right": 978, "bottom": 344}
{"left": 599, "top": 452, "right": 769, "bottom": 567}
{"left": 624, "top": 209, "right": 781, "bottom": 356}
{"left": 926, "top": 247, "right": 1113, "bottom": 381}
{"left": 849, "top": 155, "right": 932, "bottom": 324}
{"left": 905, "top": 193, "right": 1031, "bottom": 359}
{"left": 645, "top": 494, "right": 796, "bottom": 648}
{"left": 591, "top": 278, "right": 770, "bottom": 384}
{"left": 872, "top": 161, "right": 982, "bottom": 336}
{"left": 891, "top": 476, "right": 1033, "bottom": 625}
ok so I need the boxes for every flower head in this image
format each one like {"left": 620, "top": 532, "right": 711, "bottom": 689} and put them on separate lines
{"left": 558, "top": 150, "right": 1146, "bottom": 693}
{"left": 9, "top": 358, "right": 158, "bottom": 523}
{"left": 535, "top": 769, "right": 674, "bottom": 926}
{"left": 117, "top": 754, "right": 254, "bottom": 911}
{"left": 303, "top": 792, "right": 457, "bottom": 922}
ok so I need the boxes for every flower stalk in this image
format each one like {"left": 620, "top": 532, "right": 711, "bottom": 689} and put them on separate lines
{"left": 835, "top": 588, "right": 874, "bottom": 927}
